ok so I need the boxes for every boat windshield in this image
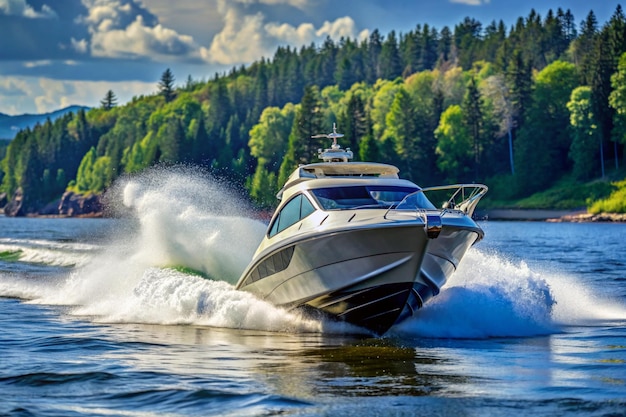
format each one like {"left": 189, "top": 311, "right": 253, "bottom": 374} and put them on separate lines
{"left": 311, "top": 185, "right": 435, "bottom": 210}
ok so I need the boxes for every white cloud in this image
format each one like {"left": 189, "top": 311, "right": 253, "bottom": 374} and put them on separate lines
{"left": 23, "top": 60, "right": 52, "bottom": 68}
{"left": 0, "top": 75, "right": 155, "bottom": 115}
{"left": 449, "top": 0, "right": 490, "bottom": 5}
{"left": 233, "top": 0, "right": 309, "bottom": 9}
{"left": 0, "top": 0, "right": 56, "bottom": 18}
{"left": 79, "top": 0, "right": 209, "bottom": 62}
{"left": 208, "top": 1, "right": 366, "bottom": 65}
{"left": 90, "top": 15, "right": 200, "bottom": 59}
{"left": 71, "top": 38, "right": 89, "bottom": 54}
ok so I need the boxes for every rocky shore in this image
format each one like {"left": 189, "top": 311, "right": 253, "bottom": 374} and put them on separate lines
{"left": 547, "top": 212, "right": 626, "bottom": 223}
{"left": 0, "top": 190, "right": 103, "bottom": 218}
{"left": 1, "top": 192, "right": 624, "bottom": 222}
{"left": 480, "top": 209, "right": 626, "bottom": 223}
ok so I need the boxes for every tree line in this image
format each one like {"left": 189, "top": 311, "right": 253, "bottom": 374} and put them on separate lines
{"left": 2, "top": 5, "right": 626, "bottom": 214}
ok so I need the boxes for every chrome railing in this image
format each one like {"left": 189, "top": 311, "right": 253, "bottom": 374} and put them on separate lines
{"left": 420, "top": 184, "right": 488, "bottom": 216}
{"left": 384, "top": 184, "right": 488, "bottom": 219}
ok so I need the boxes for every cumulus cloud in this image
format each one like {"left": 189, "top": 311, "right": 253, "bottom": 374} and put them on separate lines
{"left": 1, "top": 75, "right": 154, "bottom": 114}
{"left": 0, "top": 0, "right": 57, "bottom": 18}
{"left": 233, "top": 0, "right": 309, "bottom": 9}
{"left": 77, "top": 0, "right": 209, "bottom": 62}
{"left": 71, "top": 0, "right": 363, "bottom": 66}
{"left": 449, "top": 0, "right": 490, "bottom": 5}
{"left": 208, "top": 0, "right": 366, "bottom": 65}
{"left": 71, "top": 37, "right": 89, "bottom": 54}
{"left": 0, "top": 77, "right": 29, "bottom": 98}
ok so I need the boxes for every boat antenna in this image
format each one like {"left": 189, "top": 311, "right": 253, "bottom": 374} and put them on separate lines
{"left": 312, "top": 123, "right": 353, "bottom": 162}
{"left": 312, "top": 123, "right": 344, "bottom": 149}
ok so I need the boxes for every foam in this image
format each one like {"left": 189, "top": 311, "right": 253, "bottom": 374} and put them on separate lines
{"left": 2, "top": 167, "right": 625, "bottom": 338}
{"left": 390, "top": 249, "right": 626, "bottom": 339}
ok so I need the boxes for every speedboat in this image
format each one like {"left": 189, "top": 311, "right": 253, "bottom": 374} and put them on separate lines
{"left": 236, "top": 125, "right": 487, "bottom": 335}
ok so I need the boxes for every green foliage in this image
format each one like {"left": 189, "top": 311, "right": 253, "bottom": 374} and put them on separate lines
{"left": 278, "top": 86, "right": 324, "bottom": 186}
{"left": 609, "top": 52, "right": 626, "bottom": 147}
{"left": 4, "top": 5, "right": 626, "bottom": 216}
{"left": 485, "top": 176, "right": 614, "bottom": 210}
{"left": 72, "top": 147, "right": 112, "bottom": 193}
{"left": 514, "top": 60, "right": 579, "bottom": 196}
{"left": 567, "top": 86, "right": 602, "bottom": 180}
{"left": 589, "top": 179, "right": 626, "bottom": 213}
{"left": 435, "top": 105, "right": 473, "bottom": 182}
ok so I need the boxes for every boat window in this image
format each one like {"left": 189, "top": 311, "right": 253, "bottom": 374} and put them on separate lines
{"left": 311, "top": 186, "right": 435, "bottom": 210}
{"left": 268, "top": 194, "right": 317, "bottom": 237}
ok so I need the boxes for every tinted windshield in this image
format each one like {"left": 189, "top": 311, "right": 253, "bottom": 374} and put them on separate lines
{"left": 311, "top": 186, "right": 435, "bottom": 210}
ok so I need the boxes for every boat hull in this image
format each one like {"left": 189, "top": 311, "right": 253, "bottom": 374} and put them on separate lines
{"left": 237, "top": 219, "right": 481, "bottom": 335}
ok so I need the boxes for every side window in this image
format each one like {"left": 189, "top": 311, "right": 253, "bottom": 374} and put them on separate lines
{"left": 277, "top": 195, "right": 302, "bottom": 233}
{"left": 301, "top": 195, "right": 315, "bottom": 218}
{"left": 268, "top": 194, "right": 316, "bottom": 237}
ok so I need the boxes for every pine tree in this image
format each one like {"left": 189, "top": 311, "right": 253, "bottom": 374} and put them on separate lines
{"left": 158, "top": 68, "right": 176, "bottom": 103}
{"left": 380, "top": 31, "right": 402, "bottom": 80}
{"left": 277, "top": 86, "right": 324, "bottom": 185}
{"left": 100, "top": 90, "right": 118, "bottom": 110}
{"left": 463, "top": 77, "right": 484, "bottom": 179}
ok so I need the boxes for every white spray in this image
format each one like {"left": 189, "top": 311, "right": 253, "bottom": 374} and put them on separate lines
{"left": 1, "top": 167, "right": 624, "bottom": 337}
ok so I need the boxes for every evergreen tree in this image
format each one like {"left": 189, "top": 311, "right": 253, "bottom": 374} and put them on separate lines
{"left": 278, "top": 86, "right": 324, "bottom": 185}
{"left": 359, "top": 134, "right": 380, "bottom": 162}
{"left": 609, "top": 52, "right": 626, "bottom": 167}
{"left": 365, "top": 30, "right": 383, "bottom": 83}
{"left": 339, "top": 93, "right": 368, "bottom": 157}
{"left": 507, "top": 49, "right": 532, "bottom": 133}
{"left": 437, "top": 26, "right": 453, "bottom": 64}
{"left": 463, "top": 77, "right": 484, "bottom": 179}
{"left": 575, "top": 11, "right": 599, "bottom": 83}
{"left": 100, "top": 90, "right": 118, "bottom": 110}
{"left": 454, "top": 17, "right": 482, "bottom": 70}
{"left": 380, "top": 31, "right": 402, "bottom": 80}
{"left": 482, "top": 74, "right": 516, "bottom": 174}
{"left": 386, "top": 88, "right": 417, "bottom": 178}
{"left": 158, "top": 68, "right": 176, "bottom": 102}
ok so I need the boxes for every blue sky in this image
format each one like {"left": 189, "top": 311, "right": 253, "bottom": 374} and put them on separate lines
{"left": 0, "top": 0, "right": 622, "bottom": 115}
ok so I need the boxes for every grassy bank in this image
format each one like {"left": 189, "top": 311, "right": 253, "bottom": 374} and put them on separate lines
{"left": 481, "top": 168, "right": 626, "bottom": 213}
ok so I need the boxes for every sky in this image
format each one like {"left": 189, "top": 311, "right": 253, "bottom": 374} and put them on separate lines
{"left": 0, "top": 0, "right": 622, "bottom": 116}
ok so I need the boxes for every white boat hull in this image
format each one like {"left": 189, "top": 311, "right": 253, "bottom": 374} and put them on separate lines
{"left": 237, "top": 216, "right": 481, "bottom": 335}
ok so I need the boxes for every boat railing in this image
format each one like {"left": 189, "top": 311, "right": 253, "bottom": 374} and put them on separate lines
{"left": 383, "top": 184, "right": 488, "bottom": 220}
{"left": 421, "top": 184, "right": 488, "bottom": 217}
{"left": 383, "top": 200, "right": 442, "bottom": 238}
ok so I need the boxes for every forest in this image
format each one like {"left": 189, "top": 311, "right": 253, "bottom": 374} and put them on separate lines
{"left": 2, "top": 5, "right": 626, "bottom": 216}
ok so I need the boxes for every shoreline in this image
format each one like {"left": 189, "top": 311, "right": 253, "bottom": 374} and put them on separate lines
{"left": 479, "top": 209, "right": 626, "bottom": 223}
{"left": 3, "top": 208, "right": 626, "bottom": 223}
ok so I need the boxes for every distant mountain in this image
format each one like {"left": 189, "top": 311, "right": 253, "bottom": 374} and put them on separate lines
{"left": 0, "top": 105, "right": 90, "bottom": 140}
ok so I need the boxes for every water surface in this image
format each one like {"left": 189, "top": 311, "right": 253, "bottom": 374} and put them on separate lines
{"left": 1, "top": 173, "right": 625, "bottom": 416}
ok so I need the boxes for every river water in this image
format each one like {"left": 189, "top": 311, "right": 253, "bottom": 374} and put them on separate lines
{"left": 1, "top": 171, "right": 625, "bottom": 416}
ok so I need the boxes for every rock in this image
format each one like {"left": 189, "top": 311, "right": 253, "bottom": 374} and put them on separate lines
{"left": 0, "top": 192, "right": 7, "bottom": 209}
{"left": 58, "top": 191, "right": 103, "bottom": 217}
{"left": 3, "top": 189, "right": 25, "bottom": 217}
{"left": 551, "top": 212, "right": 626, "bottom": 223}
{"left": 38, "top": 199, "right": 62, "bottom": 216}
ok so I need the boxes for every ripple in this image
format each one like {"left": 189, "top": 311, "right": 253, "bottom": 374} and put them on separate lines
{"left": 0, "top": 371, "right": 119, "bottom": 387}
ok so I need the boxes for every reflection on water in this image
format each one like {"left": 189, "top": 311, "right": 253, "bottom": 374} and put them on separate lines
{"left": 95, "top": 321, "right": 480, "bottom": 400}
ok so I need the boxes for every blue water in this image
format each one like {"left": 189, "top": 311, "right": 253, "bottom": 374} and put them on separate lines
{"left": 1, "top": 172, "right": 625, "bottom": 416}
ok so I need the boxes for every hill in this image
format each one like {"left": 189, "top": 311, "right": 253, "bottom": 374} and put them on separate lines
{"left": 1, "top": 6, "right": 626, "bottom": 217}
{"left": 0, "top": 106, "right": 90, "bottom": 140}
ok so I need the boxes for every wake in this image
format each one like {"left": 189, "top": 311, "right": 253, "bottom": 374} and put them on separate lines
{"left": 1, "top": 167, "right": 624, "bottom": 338}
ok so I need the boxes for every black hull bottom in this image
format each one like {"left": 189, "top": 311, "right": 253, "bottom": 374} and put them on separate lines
{"left": 305, "top": 279, "right": 437, "bottom": 336}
